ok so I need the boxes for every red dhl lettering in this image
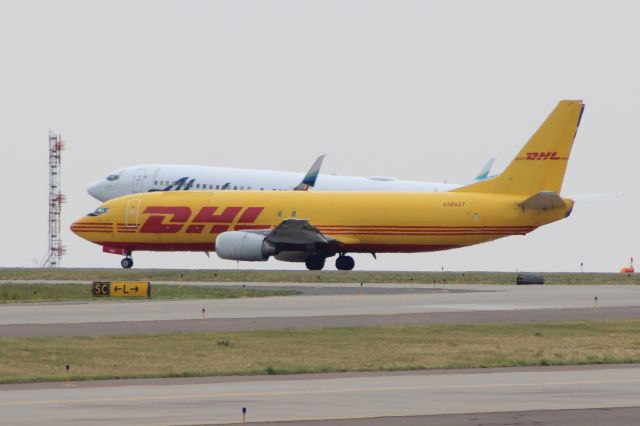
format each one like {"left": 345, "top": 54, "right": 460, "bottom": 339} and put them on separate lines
{"left": 521, "top": 152, "right": 565, "bottom": 160}
{"left": 138, "top": 206, "right": 265, "bottom": 234}
{"left": 442, "top": 201, "right": 465, "bottom": 207}
{"left": 139, "top": 206, "right": 191, "bottom": 233}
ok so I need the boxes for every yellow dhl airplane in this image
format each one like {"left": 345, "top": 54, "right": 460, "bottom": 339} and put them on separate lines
{"left": 72, "top": 100, "right": 584, "bottom": 270}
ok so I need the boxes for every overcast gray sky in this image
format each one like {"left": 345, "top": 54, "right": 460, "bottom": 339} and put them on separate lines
{"left": 2, "top": 0, "right": 638, "bottom": 272}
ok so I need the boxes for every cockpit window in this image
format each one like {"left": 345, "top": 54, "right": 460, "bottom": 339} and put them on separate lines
{"left": 106, "top": 174, "right": 120, "bottom": 182}
{"left": 87, "top": 207, "right": 109, "bottom": 217}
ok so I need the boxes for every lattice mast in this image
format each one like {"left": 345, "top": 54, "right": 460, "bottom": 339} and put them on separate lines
{"left": 43, "top": 131, "right": 66, "bottom": 267}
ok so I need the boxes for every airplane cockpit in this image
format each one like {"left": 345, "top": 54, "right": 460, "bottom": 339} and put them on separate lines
{"left": 87, "top": 207, "right": 109, "bottom": 217}
{"left": 87, "top": 168, "right": 129, "bottom": 202}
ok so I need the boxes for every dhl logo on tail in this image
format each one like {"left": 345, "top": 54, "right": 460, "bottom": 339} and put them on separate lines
{"left": 517, "top": 152, "right": 567, "bottom": 161}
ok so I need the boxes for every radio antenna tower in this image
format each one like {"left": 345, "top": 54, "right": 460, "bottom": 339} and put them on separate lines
{"left": 43, "top": 131, "right": 66, "bottom": 267}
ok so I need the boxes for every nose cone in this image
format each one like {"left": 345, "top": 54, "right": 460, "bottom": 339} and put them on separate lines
{"left": 70, "top": 217, "right": 90, "bottom": 240}
{"left": 70, "top": 218, "right": 84, "bottom": 238}
{"left": 87, "top": 180, "right": 108, "bottom": 202}
{"left": 70, "top": 217, "right": 113, "bottom": 246}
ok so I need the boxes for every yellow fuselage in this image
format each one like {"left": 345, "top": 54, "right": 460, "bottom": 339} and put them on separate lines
{"left": 71, "top": 190, "right": 573, "bottom": 254}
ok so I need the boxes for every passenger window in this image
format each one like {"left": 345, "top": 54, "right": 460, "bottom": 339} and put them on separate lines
{"left": 215, "top": 185, "right": 220, "bottom": 189}
{"left": 233, "top": 186, "right": 237, "bottom": 190}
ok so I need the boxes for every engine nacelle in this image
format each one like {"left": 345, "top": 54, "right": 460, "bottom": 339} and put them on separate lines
{"left": 215, "top": 231, "right": 276, "bottom": 261}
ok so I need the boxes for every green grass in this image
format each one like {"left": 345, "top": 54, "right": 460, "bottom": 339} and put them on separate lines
{"left": 0, "top": 283, "right": 298, "bottom": 303}
{"left": 2, "top": 320, "right": 640, "bottom": 383}
{"left": 1, "top": 268, "right": 638, "bottom": 285}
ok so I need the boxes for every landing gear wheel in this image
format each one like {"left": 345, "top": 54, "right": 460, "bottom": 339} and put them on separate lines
{"left": 121, "top": 257, "right": 134, "bottom": 269}
{"left": 305, "top": 255, "right": 326, "bottom": 271}
{"left": 335, "top": 255, "right": 355, "bottom": 271}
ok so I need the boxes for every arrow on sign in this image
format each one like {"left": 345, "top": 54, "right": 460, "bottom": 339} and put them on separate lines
{"left": 131, "top": 286, "right": 139, "bottom": 292}
{"left": 114, "top": 286, "right": 122, "bottom": 292}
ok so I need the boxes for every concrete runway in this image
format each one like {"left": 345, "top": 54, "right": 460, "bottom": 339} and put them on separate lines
{"left": 0, "top": 284, "right": 637, "bottom": 326}
{"left": 0, "top": 280, "right": 474, "bottom": 296}
{"left": 217, "top": 407, "right": 640, "bottom": 425}
{"left": 2, "top": 306, "right": 640, "bottom": 337}
{"left": 2, "top": 282, "right": 640, "bottom": 425}
{"left": 1, "top": 365, "right": 639, "bottom": 425}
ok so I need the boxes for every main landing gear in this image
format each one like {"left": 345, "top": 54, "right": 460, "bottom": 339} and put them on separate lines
{"left": 335, "top": 254, "right": 355, "bottom": 271}
{"left": 121, "top": 256, "right": 134, "bottom": 269}
{"left": 305, "top": 254, "right": 326, "bottom": 271}
{"left": 304, "top": 254, "right": 356, "bottom": 271}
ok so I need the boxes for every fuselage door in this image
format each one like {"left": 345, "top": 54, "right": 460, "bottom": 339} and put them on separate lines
{"left": 132, "top": 168, "right": 147, "bottom": 193}
{"left": 125, "top": 197, "right": 142, "bottom": 227}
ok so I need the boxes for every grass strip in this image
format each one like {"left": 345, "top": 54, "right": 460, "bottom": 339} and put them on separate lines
{"left": 1, "top": 268, "right": 638, "bottom": 285}
{"left": 0, "top": 283, "right": 298, "bottom": 303}
{"left": 1, "top": 320, "right": 640, "bottom": 384}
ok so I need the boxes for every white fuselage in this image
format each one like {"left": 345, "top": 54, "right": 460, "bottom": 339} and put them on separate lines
{"left": 88, "top": 164, "right": 461, "bottom": 202}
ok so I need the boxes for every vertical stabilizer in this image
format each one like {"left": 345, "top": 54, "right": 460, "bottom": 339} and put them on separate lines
{"left": 294, "top": 155, "right": 326, "bottom": 191}
{"left": 453, "top": 100, "right": 584, "bottom": 195}
{"left": 474, "top": 157, "right": 496, "bottom": 181}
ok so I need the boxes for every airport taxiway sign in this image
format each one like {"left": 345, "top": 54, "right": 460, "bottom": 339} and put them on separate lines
{"left": 92, "top": 281, "right": 151, "bottom": 298}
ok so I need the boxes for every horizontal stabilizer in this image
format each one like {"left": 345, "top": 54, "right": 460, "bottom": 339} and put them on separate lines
{"left": 570, "top": 192, "right": 627, "bottom": 203}
{"left": 518, "top": 192, "right": 566, "bottom": 210}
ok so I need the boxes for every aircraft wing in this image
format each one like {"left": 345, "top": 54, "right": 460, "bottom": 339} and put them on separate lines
{"left": 294, "top": 155, "right": 326, "bottom": 191}
{"left": 264, "top": 218, "right": 339, "bottom": 245}
{"left": 243, "top": 218, "right": 339, "bottom": 245}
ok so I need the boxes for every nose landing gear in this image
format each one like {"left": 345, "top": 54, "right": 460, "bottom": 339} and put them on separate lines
{"left": 121, "top": 256, "right": 134, "bottom": 269}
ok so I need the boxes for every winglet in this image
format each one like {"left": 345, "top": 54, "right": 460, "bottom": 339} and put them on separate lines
{"left": 474, "top": 157, "right": 497, "bottom": 181}
{"left": 294, "top": 155, "right": 326, "bottom": 191}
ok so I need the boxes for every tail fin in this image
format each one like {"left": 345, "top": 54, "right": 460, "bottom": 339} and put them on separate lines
{"left": 294, "top": 154, "right": 326, "bottom": 191}
{"left": 453, "top": 100, "right": 584, "bottom": 195}
{"left": 474, "top": 157, "right": 496, "bottom": 181}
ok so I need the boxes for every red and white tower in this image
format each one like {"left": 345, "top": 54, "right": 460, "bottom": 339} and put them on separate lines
{"left": 43, "top": 131, "right": 66, "bottom": 267}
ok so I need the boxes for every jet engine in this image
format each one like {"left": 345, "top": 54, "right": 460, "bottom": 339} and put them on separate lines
{"left": 215, "top": 231, "right": 276, "bottom": 261}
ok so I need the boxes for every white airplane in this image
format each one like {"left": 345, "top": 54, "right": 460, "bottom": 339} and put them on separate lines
{"left": 87, "top": 156, "right": 496, "bottom": 202}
